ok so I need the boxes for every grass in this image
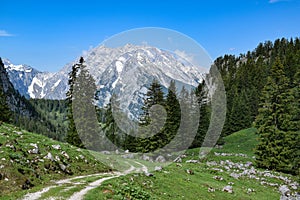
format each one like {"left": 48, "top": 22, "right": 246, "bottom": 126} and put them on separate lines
{"left": 84, "top": 128, "right": 298, "bottom": 200}
{"left": 0, "top": 123, "right": 111, "bottom": 199}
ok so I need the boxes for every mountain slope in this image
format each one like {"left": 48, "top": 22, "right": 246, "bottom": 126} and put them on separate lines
{"left": 4, "top": 44, "right": 204, "bottom": 120}
{"left": 4, "top": 44, "right": 203, "bottom": 101}
{"left": 84, "top": 128, "right": 299, "bottom": 200}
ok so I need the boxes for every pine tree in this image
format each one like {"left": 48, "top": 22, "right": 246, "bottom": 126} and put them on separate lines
{"left": 72, "top": 59, "right": 99, "bottom": 150}
{"left": 137, "top": 79, "right": 165, "bottom": 152}
{"left": 0, "top": 85, "right": 11, "bottom": 122}
{"left": 254, "top": 58, "right": 298, "bottom": 174}
{"left": 164, "top": 80, "right": 180, "bottom": 146}
{"left": 66, "top": 57, "right": 84, "bottom": 148}
{"left": 191, "top": 80, "right": 210, "bottom": 148}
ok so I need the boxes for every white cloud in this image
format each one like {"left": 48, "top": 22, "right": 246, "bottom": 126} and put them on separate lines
{"left": 0, "top": 30, "right": 14, "bottom": 37}
{"left": 174, "top": 49, "right": 195, "bottom": 64}
{"left": 229, "top": 47, "right": 236, "bottom": 51}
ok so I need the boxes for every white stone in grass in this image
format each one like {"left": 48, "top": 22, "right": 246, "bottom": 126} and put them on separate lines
{"left": 51, "top": 144, "right": 61, "bottom": 150}
{"left": 222, "top": 185, "right": 233, "bottom": 193}
{"left": 155, "top": 166, "right": 162, "bottom": 171}
{"left": 44, "top": 152, "right": 54, "bottom": 161}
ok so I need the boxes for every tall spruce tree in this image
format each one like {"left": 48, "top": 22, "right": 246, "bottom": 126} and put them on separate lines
{"left": 66, "top": 58, "right": 84, "bottom": 148}
{"left": 137, "top": 79, "right": 165, "bottom": 152}
{"left": 72, "top": 59, "right": 99, "bottom": 150}
{"left": 191, "top": 80, "right": 210, "bottom": 148}
{"left": 254, "top": 58, "right": 298, "bottom": 174}
{"left": 164, "top": 80, "right": 180, "bottom": 146}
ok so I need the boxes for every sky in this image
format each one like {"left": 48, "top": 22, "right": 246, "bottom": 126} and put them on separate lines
{"left": 0, "top": 0, "right": 299, "bottom": 72}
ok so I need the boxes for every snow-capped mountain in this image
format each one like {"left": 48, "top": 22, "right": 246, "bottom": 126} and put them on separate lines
{"left": 4, "top": 44, "right": 204, "bottom": 118}
{"left": 3, "top": 59, "right": 40, "bottom": 98}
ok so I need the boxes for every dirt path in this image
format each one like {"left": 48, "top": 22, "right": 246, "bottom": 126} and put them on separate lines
{"left": 22, "top": 161, "right": 148, "bottom": 200}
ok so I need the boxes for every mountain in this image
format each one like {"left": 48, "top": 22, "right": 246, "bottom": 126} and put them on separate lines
{"left": 0, "top": 58, "right": 35, "bottom": 117}
{"left": 4, "top": 45, "right": 204, "bottom": 119}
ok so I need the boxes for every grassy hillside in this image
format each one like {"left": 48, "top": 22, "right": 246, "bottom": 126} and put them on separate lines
{"left": 0, "top": 123, "right": 111, "bottom": 198}
{"left": 84, "top": 128, "right": 299, "bottom": 200}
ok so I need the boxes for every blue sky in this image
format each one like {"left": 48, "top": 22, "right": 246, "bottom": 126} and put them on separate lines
{"left": 0, "top": 0, "right": 299, "bottom": 72}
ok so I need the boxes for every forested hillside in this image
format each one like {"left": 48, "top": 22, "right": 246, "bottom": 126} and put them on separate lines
{"left": 0, "top": 58, "right": 68, "bottom": 141}
{"left": 215, "top": 38, "right": 300, "bottom": 136}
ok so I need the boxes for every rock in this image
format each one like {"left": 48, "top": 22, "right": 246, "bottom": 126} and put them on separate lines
{"left": 125, "top": 150, "right": 129, "bottom": 153}
{"left": 213, "top": 176, "right": 224, "bottom": 181}
{"left": 186, "top": 160, "right": 198, "bottom": 163}
{"left": 79, "top": 155, "right": 85, "bottom": 159}
{"left": 0, "top": 165, "right": 4, "bottom": 169}
{"left": 141, "top": 154, "right": 152, "bottom": 162}
{"left": 28, "top": 148, "right": 39, "bottom": 154}
{"left": 145, "top": 172, "right": 154, "bottom": 177}
{"left": 44, "top": 152, "right": 54, "bottom": 161}
{"left": 228, "top": 182, "right": 235, "bottom": 185}
{"left": 155, "top": 155, "right": 166, "bottom": 163}
{"left": 101, "top": 151, "right": 111, "bottom": 155}
{"left": 4, "top": 177, "right": 9, "bottom": 181}
{"left": 180, "top": 154, "right": 187, "bottom": 158}
{"left": 208, "top": 187, "right": 215, "bottom": 192}
{"left": 13, "top": 131, "right": 22, "bottom": 135}
{"left": 155, "top": 166, "right": 163, "bottom": 171}
{"left": 279, "top": 185, "right": 290, "bottom": 196}
{"left": 121, "top": 153, "right": 134, "bottom": 159}
{"left": 222, "top": 185, "right": 233, "bottom": 193}
{"left": 211, "top": 168, "right": 224, "bottom": 172}
{"left": 115, "top": 149, "right": 119, "bottom": 154}
{"left": 290, "top": 182, "right": 298, "bottom": 190}
{"left": 186, "top": 169, "right": 194, "bottom": 175}
{"left": 55, "top": 156, "right": 60, "bottom": 161}
{"left": 61, "top": 151, "right": 70, "bottom": 159}
{"left": 230, "top": 173, "right": 240, "bottom": 179}
{"left": 51, "top": 144, "right": 61, "bottom": 150}
{"left": 206, "top": 161, "right": 217, "bottom": 166}
{"left": 247, "top": 188, "right": 255, "bottom": 194}
{"left": 245, "top": 161, "right": 253, "bottom": 168}
{"left": 59, "top": 163, "right": 67, "bottom": 172}
{"left": 173, "top": 156, "right": 182, "bottom": 163}
{"left": 5, "top": 144, "right": 15, "bottom": 150}
{"left": 176, "top": 163, "right": 182, "bottom": 167}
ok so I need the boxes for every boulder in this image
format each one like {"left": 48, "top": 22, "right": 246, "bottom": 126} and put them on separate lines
{"left": 173, "top": 157, "right": 182, "bottom": 163}
{"left": 186, "top": 169, "right": 194, "bottom": 175}
{"left": 51, "top": 144, "right": 61, "bottom": 150}
{"left": 121, "top": 153, "right": 134, "bottom": 159}
{"left": 279, "top": 185, "right": 290, "bottom": 196}
{"left": 61, "top": 151, "right": 70, "bottom": 159}
{"left": 213, "top": 176, "right": 224, "bottom": 181}
{"left": 44, "top": 152, "right": 54, "bottom": 161}
{"left": 155, "top": 166, "right": 163, "bottom": 171}
{"left": 222, "top": 185, "right": 233, "bottom": 193}
{"left": 230, "top": 173, "right": 240, "bottom": 179}
{"left": 59, "top": 163, "right": 67, "bottom": 172}
{"left": 141, "top": 154, "right": 153, "bottom": 162}
{"left": 155, "top": 155, "right": 166, "bottom": 163}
